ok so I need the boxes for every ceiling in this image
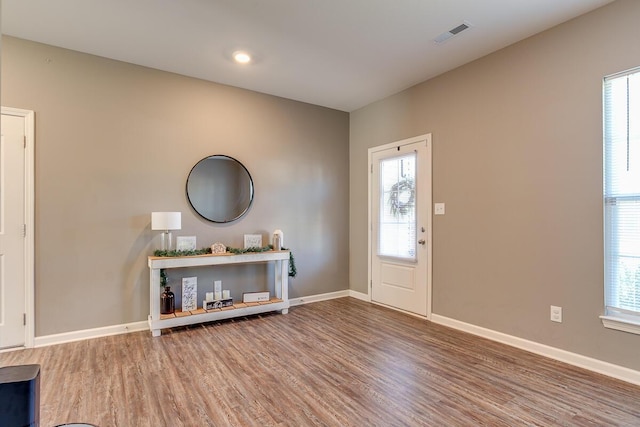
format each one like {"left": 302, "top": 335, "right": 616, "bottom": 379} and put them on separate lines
{"left": 2, "top": 0, "right": 615, "bottom": 112}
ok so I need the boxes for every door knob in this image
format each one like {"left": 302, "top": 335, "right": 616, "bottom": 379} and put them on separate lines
{"left": 418, "top": 239, "right": 426, "bottom": 245}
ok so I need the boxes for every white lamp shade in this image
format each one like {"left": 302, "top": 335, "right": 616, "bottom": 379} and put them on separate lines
{"left": 151, "top": 212, "right": 181, "bottom": 231}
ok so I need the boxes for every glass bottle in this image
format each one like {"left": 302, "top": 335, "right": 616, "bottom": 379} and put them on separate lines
{"left": 161, "top": 286, "right": 175, "bottom": 315}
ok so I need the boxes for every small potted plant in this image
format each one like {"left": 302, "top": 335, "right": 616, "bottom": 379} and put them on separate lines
{"left": 160, "top": 269, "right": 174, "bottom": 314}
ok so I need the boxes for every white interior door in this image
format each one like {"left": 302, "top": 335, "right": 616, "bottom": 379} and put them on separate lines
{"left": 0, "top": 111, "right": 29, "bottom": 348}
{"left": 370, "top": 135, "right": 432, "bottom": 316}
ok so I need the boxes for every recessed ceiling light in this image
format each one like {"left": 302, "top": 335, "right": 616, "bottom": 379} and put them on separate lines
{"left": 233, "top": 51, "right": 251, "bottom": 64}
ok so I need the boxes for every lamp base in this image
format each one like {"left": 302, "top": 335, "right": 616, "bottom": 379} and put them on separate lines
{"left": 161, "top": 231, "right": 173, "bottom": 251}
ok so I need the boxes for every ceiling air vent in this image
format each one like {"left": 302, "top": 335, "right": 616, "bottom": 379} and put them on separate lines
{"left": 434, "top": 22, "right": 472, "bottom": 45}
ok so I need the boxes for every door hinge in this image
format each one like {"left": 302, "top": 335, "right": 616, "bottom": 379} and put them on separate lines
{"left": 23, "top": 224, "right": 27, "bottom": 237}
{"left": 24, "top": 136, "right": 27, "bottom": 148}
{"left": 23, "top": 313, "right": 26, "bottom": 326}
{"left": 371, "top": 164, "right": 373, "bottom": 173}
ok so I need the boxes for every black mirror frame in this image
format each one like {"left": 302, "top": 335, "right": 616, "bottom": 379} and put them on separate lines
{"left": 186, "top": 154, "right": 254, "bottom": 223}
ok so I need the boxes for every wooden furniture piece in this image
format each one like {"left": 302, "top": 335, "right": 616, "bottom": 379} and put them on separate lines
{"left": 148, "top": 251, "right": 290, "bottom": 337}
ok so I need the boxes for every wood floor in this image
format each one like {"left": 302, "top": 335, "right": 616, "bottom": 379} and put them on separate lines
{"left": 1, "top": 297, "right": 639, "bottom": 426}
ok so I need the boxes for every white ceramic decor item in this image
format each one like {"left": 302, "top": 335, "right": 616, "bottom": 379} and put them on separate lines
{"left": 273, "top": 229, "right": 284, "bottom": 249}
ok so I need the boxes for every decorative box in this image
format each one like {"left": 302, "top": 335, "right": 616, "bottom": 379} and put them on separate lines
{"left": 243, "top": 291, "right": 270, "bottom": 303}
{"left": 203, "top": 298, "right": 234, "bottom": 310}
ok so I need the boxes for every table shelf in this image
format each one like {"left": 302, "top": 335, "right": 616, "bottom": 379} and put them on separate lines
{"left": 148, "top": 252, "right": 290, "bottom": 336}
{"left": 159, "top": 298, "right": 284, "bottom": 319}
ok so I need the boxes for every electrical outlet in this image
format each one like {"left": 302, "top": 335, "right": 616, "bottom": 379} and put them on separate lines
{"left": 550, "top": 305, "right": 562, "bottom": 323}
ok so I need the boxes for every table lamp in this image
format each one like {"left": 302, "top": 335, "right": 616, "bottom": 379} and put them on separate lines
{"left": 151, "top": 212, "right": 181, "bottom": 251}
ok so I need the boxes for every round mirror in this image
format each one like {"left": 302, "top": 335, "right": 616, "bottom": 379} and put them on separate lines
{"left": 186, "top": 155, "right": 254, "bottom": 223}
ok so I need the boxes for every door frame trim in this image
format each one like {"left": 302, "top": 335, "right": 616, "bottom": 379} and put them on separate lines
{"left": 367, "top": 133, "right": 433, "bottom": 319}
{"left": 2, "top": 107, "right": 35, "bottom": 348}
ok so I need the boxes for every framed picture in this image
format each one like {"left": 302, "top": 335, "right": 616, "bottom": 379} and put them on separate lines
{"left": 244, "top": 234, "right": 263, "bottom": 249}
{"left": 176, "top": 236, "right": 197, "bottom": 251}
{"left": 182, "top": 277, "right": 197, "bottom": 311}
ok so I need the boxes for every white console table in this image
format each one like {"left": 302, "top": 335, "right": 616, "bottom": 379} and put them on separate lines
{"left": 148, "top": 251, "right": 290, "bottom": 337}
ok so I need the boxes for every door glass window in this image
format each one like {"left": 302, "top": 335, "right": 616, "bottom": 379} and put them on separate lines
{"left": 378, "top": 152, "right": 416, "bottom": 260}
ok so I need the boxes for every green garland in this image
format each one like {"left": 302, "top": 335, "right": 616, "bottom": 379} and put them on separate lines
{"left": 226, "top": 245, "right": 297, "bottom": 278}
{"left": 154, "top": 245, "right": 297, "bottom": 278}
{"left": 284, "top": 248, "right": 297, "bottom": 278}
{"left": 153, "top": 247, "right": 212, "bottom": 257}
{"left": 226, "top": 245, "right": 273, "bottom": 254}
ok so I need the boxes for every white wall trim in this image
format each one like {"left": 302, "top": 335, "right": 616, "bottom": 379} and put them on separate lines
{"left": 600, "top": 315, "right": 640, "bottom": 335}
{"left": 32, "top": 296, "right": 640, "bottom": 388}
{"left": 34, "top": 291, "right": 352, "bottom": 348}
{"left": 431, "top": 314, "right": 640, "bottom": 387}
{"left": 368, "top": 134, "right": 433, "bottom": 320}
{"left": 34, "top": 321, "right": 149, "bottom": 348}
{"left": 31, "top": 296, "right": 640, "bottom": 388}
{"left": 289, "top": 290, "right": 350, "bottom": 307}
{"left": 348, "top": 290, "right": 370, "bottom": 302}
{"left": 1, "top": 107, "right": 35, "bottom": 348}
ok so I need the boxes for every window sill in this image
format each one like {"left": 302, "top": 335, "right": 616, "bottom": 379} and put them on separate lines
{"left": 600, "top": 315, "right": 640, "bottom": 335}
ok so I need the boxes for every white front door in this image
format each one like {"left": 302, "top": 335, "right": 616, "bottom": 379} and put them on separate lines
{"left": 0, "top": 111, "right": 29, "bottom": 349}
{"left": 370, "top": 134, "right": 432, "bottom": 317}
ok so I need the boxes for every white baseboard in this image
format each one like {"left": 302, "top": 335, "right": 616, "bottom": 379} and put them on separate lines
{"left": 35, "top": 291, "right": 353, "bottom": 348}
{"left": 34, "top": 296, "right": 639, "bottom": 387}
{"left": 33, "top": 297, "right": 639, "bottom": 387}
{"left": 348, "top": 290, "right": 370, "bottom": 302}
{"left": 289, "top": 290, "right": 350, "bottom": 306}
{"left": 431, "top": 314, "right": 640, "bottom": 387}
{"left": 34, "top": 320, "right": 149, "bottom": 348}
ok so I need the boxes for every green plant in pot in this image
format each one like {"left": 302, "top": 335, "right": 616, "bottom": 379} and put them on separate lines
{"left": 160, "top": 269, "right": 175, "bottom": 314}
{"left": 160, "top": 269, "right": 168, "bottom": 287}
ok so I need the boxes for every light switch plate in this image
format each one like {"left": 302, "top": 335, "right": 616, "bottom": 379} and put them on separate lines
{"left": 434, "top": 203, "right": 445, "bottom": 215}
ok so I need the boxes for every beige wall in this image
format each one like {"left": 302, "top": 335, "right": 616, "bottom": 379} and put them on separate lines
{"left": 351, "top": 0, "right": 640, "bottom": 371}
{"left": 2, "top": 36, "right": 350, "bottom": 336}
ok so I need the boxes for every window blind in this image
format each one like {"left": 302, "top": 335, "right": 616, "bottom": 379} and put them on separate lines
{"left": 604, "top": 69, "right": 640, "bottom": 318}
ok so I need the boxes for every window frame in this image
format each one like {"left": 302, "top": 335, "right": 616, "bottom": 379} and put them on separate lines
{"left": 601, "top": 66, "right": 640, "bottom": 335}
